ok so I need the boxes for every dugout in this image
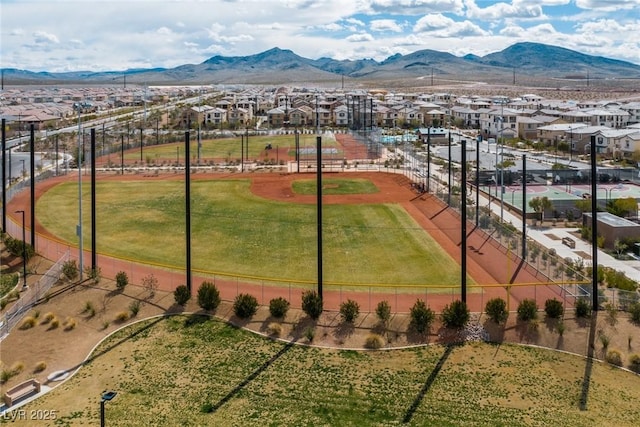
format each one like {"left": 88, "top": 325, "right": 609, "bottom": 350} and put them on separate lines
{"left": 582, "top": 212, "right": 640, "bottom": 249}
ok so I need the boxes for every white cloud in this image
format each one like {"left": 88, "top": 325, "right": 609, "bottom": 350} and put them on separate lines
{"left": 370, "top": 19, "right": 403, "bottom": 32}
{"left": 362, "top": 0, "right": 465, "bottom": 15}
{"left": 575, "top": 0, "right": 640, "bottom": 11}
{"left": 33, "top": 31, "right": 60, "bottom": 45}
{"left": 414, "top": 14, "right": 489, "bottom": 36}
{"left": 464, "top": 0, "right": 545, "bottom": 20}
{"left": 346, "top": 32, "right": 375, "bottom": 42}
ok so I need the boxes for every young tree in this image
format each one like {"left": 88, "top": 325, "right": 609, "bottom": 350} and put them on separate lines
{"left": 529, "top": 196, "right": 552, "bottom": 222}
{"left": 173, "top": 285, "right": 191, "bottom": 306}
{"left": 115, "top": 271, "right": 128, "bottom": 291}
{"left": 409, "top": 299, "right": 435, "bottom": 334}
{"left": 375, "top": 300, "right": 392, "bottom": 325}
{"left": 441, "top": 300, "right": 470, "bottom": 328}
{"left": 339, "top": 299, "right": 360, "bottom": 323}
{"left": 301, "top": 290, "right": 323, "bottom": 320}
{"left": 197, "top": 281, "right": 221, "bottom": 311}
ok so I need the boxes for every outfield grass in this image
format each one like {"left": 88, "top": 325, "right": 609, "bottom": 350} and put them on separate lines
{"left": 293, "top": 178, "right": 379, "bottom": 195}
{"left": 124, "top": 134, "right": 339, "bottom": 162}
{"left": 36, "top": 179, "right": 466, "bottom": 286}
{"left": 18, "top": 316, "right": 640, "bottom": 426}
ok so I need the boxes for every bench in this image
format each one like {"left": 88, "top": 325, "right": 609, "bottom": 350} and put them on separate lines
{"left": 562, "top": 237, "right": 576, "bottom": 249}
{"left": 3, "top": 378, "right": 41, "bottom": 407}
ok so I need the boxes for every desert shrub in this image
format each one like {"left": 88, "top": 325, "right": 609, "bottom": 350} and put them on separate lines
{"left": 339, "top": 299, "right": 360, "bottom": 323}
{"left": 115, "top": 311, "right": 129, "bottom": 322}
{"left": 301, "top": 290, "right": 323, "bottom": 320}
{"left": 173, "top": 285, "right": 191, "bottom": 306}
{"left": 629, "top": 354, "right": 640, "bottom": 373}
{"left": 115, "top": 271, "right": 128, "bottom": 291}
{"left": 197, "top": 281, "right": 221, "bottom": 311}
{"left": 556, "top": 321, "right": 566, "bottom": 336}
{"left": 33, "top": 361, "right": 47, "bottom": 373}
{"left": 62, "top": 259, "right": 78, "bottom": 281}
{"left": 233, "top": 293, "right": 258, "bottom": 319}
{"left": 63, "top": 317, "right": 77, "bottom": 330}
{"left": 364, "top": 333, "right": 385, "bottom": 349}
{"left": 485, "top": 298, "right": 508, "bottom": 324}
{"left": 129, "top": 300, "right": 141, "bottom": 316}
{"left": 32, "top": 310, "right": 40, "bottom": 319}
{"left": 544, "top": 298, "right": 564, "bottom": 319}
{"left": 41, "top": 312, "right": 55, "bottom": 324}
{"left": 304, "top": 326, "right": 315, "bottom": 342}
{"left": 102, "top": 320, "right": 110, "bottom": 330}
{"left": 10, "top": 362, "right": 24, "bottom": 375}
{"left": 375, "top": 300, "right": 392, "bottom": 325}
{"left": 599, "top": 332, "right": 611, "bottom": 350}
{"left": 517, "top": 299, "right": 538, "bottom": 321}
{"left": 605, "top": 349, "right": 623, "bottom": 366}
{"left": 266, "top": 322, "right": 282, "bottom": 337}
{"left": 441, "top": 300, "right": 470, "bottom": 328}
{"left": 141, "top": 274, "right": 159, "bottom": 297}
{"left": 50, "top": 317, "right": 60, "bottom": 329}
{"left": 0, "top": 369, "right": 13, "bottom": 384}
{"left": 409, "top": 299, "right": 435, "bottom": 334}
{"left": 0, "top": 299, "right": 7, "bottom": 310}
{"left": 19, "top": 316, "right": 36, "bottom": 330}
{"left": 629, "top": 302, "right": 640, "bottom": 323}
{"left": 82, "top": 301, "right": 95, "bottom": 318}
{"left": 83, "top": 266, "right": 102, "bottom": 284}
{"left": 575, "top": 298, "right": 592, "bottom": 318}
{"left": 201, "top": 403, "right": 214, "bottom": 413}
{"left": 269, "top": 297, "right": 290, "bottom": 319}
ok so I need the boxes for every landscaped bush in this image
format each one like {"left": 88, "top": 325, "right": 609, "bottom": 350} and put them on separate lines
{"left": 304, "top": 326, "right": 315, "bottom": 342}
{"left": 115, "top": 311, "right": 130, "bottom": 322}
{"left": 409, "top": 299, "right": 435, "bottom": 334}
{"left": 82, "top": 301, "right": 96, "bottom": 317}
{"left": 115, "top": 271, "right": 128, "bottom": 291}
{"left": 364, "top": 333, "right": 385, "bottom": 349}
{"left": 375, "top": 300, "right": 392, "bottom": 325}
{"left": 605, "top": 349, "right": 623, "bottom": 366}
{"left": 629, "top": 354, "right": 640, "bottom": 373}
{"left": 266, "top": 322, "right": 282, "bottom": 337}
{"left": 84, "top": 266, "right": 102, "bottom": 284}
{"left": 301, "top": 290, "right": 323, "bottom": 320}
{"left": 49, "top": 317, "right": 60, "bottom": 329}
{"left": 269, "top": 297, "right": 290, "bottom": 319}
{"left": 197, "top": 281, "right": 221, "bottom": 311}
{"left": 5, "top": 236, "right": 35, "bottom": 260}
{"left": 63, "top": 317, "right": 77, "bottom": 330}
{"left": 441, "top": 300, "right": 470, "bottom": 328}
{"left": 173, "top": 285, "right": 191, "bottom": 306}
{"left": 20, "top": 316, "right": 36, "bottom": 330}
{"left": 339, "top": 299, "right": 360, "bottom": 323}
{"left": 544, "top": 298, "right": 564, "bottom": 319}
{"left": 41, "top": 312, "right": 55, "bottom": 324}
{"left": 62, "top": 259, "right": 78, "bottom": 281}
{"left": 129, "top": 300, "right": 141, "bottom": 316}
{"left": 629, "top": 302, "right": 640, "bottom": 324}
{"left": 233, "top": 293, "right": 258, "bottom": 319}
{"left": 575, "top": 298, "right": 592, "bottom": 318}
{"left": 33, "top": 361, "right": 47, "bottom": 373}
{"left": 485, "top": 298, "right": 508, "bottom": 324}
{"left": 517, "top": 299, "right": 538, "bottom": 322}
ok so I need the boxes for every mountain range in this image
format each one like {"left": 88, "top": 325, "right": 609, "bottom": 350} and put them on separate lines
{"left": 3, "top": 42, "right": 640, "bottom": 87}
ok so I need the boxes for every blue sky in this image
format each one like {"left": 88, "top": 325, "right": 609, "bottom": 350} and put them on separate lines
{"left": 1, "top": 0, "right": 639, "bottom": 72}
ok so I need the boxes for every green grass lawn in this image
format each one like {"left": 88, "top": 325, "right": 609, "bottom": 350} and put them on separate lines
{"left": 124, "top": 134, "right": 340, "bottom": 162}
{"left": 293, "top": 178, "right": 379, "bottom": 195}
{"left": 36, "top": 179, "right": 465, "bottom": 286}
{"left": 19, "top": 316, "right": 640, "bottom": 426}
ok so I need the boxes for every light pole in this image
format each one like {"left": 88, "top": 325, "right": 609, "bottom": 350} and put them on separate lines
{"left": 511, "top": 188, "right": 517, "bottom": 206}
{"left": 15, "top": 210, "right": 27, "bottom": 290}
{"left": 100, "top": 391, "right": 117, "bottom": 427}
